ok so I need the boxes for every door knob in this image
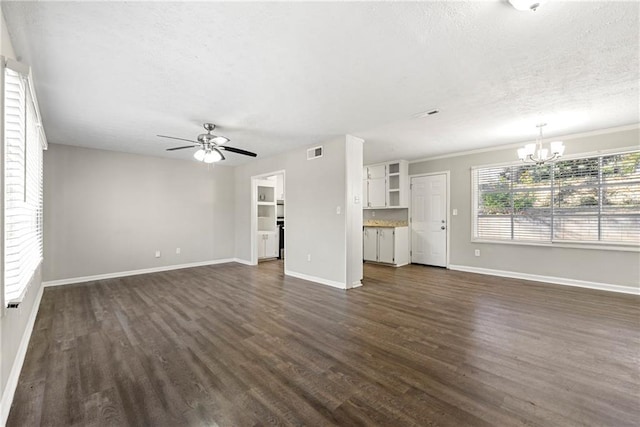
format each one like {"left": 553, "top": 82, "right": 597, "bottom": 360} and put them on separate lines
{"left": 441, "top": 226, "right": 446, "bottom": 230}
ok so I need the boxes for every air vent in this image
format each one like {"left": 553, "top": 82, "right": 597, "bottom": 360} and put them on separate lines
{"left": 307, "top": 146, "right": 323, "bottom": 160}
{"left": 412, "top": 108, "right": 440, "bottom": 119}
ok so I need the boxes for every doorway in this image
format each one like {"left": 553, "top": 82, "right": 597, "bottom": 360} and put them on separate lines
{"left": 410, "top": 172, "right": 449, "bottom": 267}
{"left": 251, "top": 170, "right": 285, "bottom": 267}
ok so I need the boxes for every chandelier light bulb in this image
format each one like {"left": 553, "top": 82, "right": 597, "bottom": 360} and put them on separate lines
{"left": 517, "top": 124, "right": 564, "bottom": 165}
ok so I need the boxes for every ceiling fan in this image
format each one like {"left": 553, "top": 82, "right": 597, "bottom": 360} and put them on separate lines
{"left": 158, "top": 123, "right": 257, "bottom": 163}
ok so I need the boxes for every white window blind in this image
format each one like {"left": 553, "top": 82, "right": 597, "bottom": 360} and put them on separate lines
{"left": 4, "top": 64, "right": 45, "bottom": 305}
{"left": 473, "top": 151, "right": 640, "bottom": 246}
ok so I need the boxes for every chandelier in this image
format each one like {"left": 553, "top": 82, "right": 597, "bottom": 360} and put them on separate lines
{"left": 517, "top": 123, "right": 565, "bottom": 165}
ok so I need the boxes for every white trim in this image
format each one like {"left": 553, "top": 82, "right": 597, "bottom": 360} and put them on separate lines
{"left": 471, "top": 239, "right": 640, "bottom": 252}
{"left": 409, "top": 171, "right": 451, "bottom": 268}
{"left": 349, "top": 281, "right": 363, "bottom": 289}
{"left": 232, "top": 258, "right": 253, "bottom": 266}
{"left": 0, "top": 282, "right": 44, "bottom": 426}
{"left": 42, "top": 258, "right": 237, "bottom": 287}
{"left": 408, "top": 124, "right": 640, "bottom": 165}
{"left": 448, "top": 264, "right": 640, "bottom": 295}
{"left": 284, "top": 269, "right": 347, "bottom": 290}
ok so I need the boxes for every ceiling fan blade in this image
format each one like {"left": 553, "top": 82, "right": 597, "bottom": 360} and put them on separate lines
{"left": 157, "top": 135, "right": 199, "bottom": 144}
{"left": 213, "top": 147, "right": 225, "bottom": 161}
{"left": 220, "top": 145, "right": 257, "bottom": 157}
{"left": 166, "top": 145, "right": 198, "bottom": 151}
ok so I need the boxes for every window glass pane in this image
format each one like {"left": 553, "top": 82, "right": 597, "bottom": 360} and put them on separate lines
{"left": 477, "top": 216, "right": 512, "bottom": 240}
{"left": 603, "top": 186, "right": 640, "bottom": 213}
{"left": 553, "top": 216, "right": 599, "bottom": 241}
{"left": 602, "top": 152, "right": 640, "bottom": 185}
{"left": 514, "top": 216, "right": 552, "bottom": 241}
{"left": 601, "top": 217, "right": 640, "bottom": 244}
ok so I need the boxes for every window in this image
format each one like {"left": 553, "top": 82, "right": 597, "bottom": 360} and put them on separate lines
{"left": 473, "top": 151, "right": 640, "bottom": 247}
{"left": 3, "top": 59, "right": 46, "bottom": 305}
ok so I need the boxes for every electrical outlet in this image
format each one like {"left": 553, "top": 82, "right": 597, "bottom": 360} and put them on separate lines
{"left": 453, "top": 208, "right": 458, "bottom": 216}
{"left": 307, "top": 254, "right": 311, "bottom": 262}
{"left": 155, "top": 250, "right": 161, "bottom": 258}
{"left": 176, "top": 247, "right": 181, "bottom": 255}
{"left": 372, "top": 211, "right": 376, "bottom": 217}
{"left": 474, "top": 249, "right": 480, "bottom": 257}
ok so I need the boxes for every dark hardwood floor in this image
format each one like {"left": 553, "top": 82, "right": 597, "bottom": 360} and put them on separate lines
{"left": 8, "top": 261, "right": 640, "bottom": 426}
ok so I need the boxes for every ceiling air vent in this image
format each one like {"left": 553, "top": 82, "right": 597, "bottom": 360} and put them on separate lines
{"left": 307, "top": 146, "right": 323, "bottom": 160}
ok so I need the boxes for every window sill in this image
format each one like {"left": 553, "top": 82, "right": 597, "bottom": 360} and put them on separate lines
{"left": 471, "top": 239, "right": 640, "bottom": 252}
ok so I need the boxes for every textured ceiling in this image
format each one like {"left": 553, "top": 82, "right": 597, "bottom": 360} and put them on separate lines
{"left": 2, "top": 1, "right": 638, "bottom": 165}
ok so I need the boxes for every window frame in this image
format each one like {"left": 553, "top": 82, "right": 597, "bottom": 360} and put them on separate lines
{"left": 1, "top": 56, "right": 47, "bottom": 311}
{"left": 471, "top": 147, "right": 640, "bottom": 252}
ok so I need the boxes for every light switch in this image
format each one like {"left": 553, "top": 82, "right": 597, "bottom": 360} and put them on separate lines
{"left": 336, "top": 206, "right": 341, "bottom": 214}
{"left": 453, "top": 209, "right": 458, "bottom": 216}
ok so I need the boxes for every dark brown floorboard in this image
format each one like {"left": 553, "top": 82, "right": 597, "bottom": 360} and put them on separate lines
{"left": 7, "top": 261, "right": 640, "bottom": 426}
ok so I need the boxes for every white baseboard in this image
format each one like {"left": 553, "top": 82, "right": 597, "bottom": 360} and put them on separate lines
{"left": 232, "top": 258, "right": 254, "bottom": 266}
{"left": 448, "top": 264, "right": 640, "bottom": 295}
{"left": 42, "top": 258, "right": 239, "bottom": 287}
{"left": 284, "top": 269, "right": 347, "bottom": 290}
{"left": 348, "top": 281, "right": 363, "bottom": 289}
{"left": 0, "top": 282, "right": 44, "bottom": 426}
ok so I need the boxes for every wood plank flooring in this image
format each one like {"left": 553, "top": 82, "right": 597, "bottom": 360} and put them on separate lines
{"left": 7, "top": 261, "right": 640, "bottom": 426}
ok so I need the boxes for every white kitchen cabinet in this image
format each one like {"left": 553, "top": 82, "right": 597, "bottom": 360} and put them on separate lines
{"left": 377, "top": 228, "right": 395, "bottom": 264}
{"left": 367, "top": 178, "right": 386, "bottom": 208}
{"left": 362, "top": 160, "right": 409, "bottom": 209}
{"left": 363, "top": 228, "right": 378, "bottom": 261}
{"left": 258, "top": 231, "right": 278, "bottom": 259}
{"left": 366, "top": 164, "right": 386, "bottom": 179}
{"left": 362, "top": 226, "right": 409, "bottom": 266}
{"left": 363, "top": 164, "right": 387, "bottom": 208}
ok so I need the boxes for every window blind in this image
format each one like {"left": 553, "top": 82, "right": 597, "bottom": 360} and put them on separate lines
{"left": 4, "top": 65, "right": 45, "bottom": 304}
{"left": 474, "top": 151, "right": 640, "bottom": 246}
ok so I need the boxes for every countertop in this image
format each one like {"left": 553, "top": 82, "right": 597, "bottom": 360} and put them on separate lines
{"left": 363, "top": 220, "right": 408, "bottom": 228}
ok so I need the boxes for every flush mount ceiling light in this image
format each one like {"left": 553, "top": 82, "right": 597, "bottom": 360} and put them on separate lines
{"left": 509, "top": 0, "right": 547, "bottom": 11}
{"left": 517, "top": 123, "right": 565, "bottom": 165}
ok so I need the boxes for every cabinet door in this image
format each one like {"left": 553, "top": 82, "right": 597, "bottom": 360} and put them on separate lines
{"left": 265, "top": 232, "right": 279, "bottom": 258}
{"left": 368, "top": 164, "right": 386, "bottom": 179}
{"left": 378, "top": 228, "right": 395, "bottom": 264}
{"left": 257, "top": 233, "right": 266, "bottom": 258}
{"left": 368, "top": 177, "right": 386, "bottom": 207}
{"left": 363, "top": 228, "right": 378, "bottom": 261}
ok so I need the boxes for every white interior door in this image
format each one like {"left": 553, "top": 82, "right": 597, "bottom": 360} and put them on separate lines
{"left": 411, "top": 174, "right": 447, "bottom": 267}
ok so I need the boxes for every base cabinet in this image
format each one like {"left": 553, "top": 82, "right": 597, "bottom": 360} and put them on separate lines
{"left": 258, "top": 231, "right": 278, "bottom": 259}
{"left": 363, "top": 227, "right": 409, "bottom": 266}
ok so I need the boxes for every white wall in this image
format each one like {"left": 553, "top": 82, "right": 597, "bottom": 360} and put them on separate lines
{"left": 409, "top": 126, "right": 640, "bottom": 290}
{"left": 43, "top": 143, "right": 236, "bottom": 281}
{"left": 0, "top": 10, "right": 45, "bottom": 423}
{"left": 235, "top": 137, "right": 352, "bottom": 287}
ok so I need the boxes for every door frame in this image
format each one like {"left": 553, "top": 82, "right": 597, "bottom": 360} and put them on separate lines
{"left": 408, "top": 171, "right": 451, "bottom": 268}
{"left": 251, "top": 169, "right": 286, "bottom": 267}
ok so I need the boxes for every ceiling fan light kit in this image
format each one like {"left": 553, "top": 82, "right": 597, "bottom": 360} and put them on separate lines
{"left": 158, "top": 123, "right": 257, "bottom": 163}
